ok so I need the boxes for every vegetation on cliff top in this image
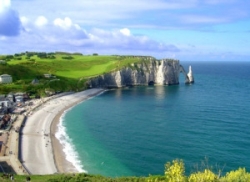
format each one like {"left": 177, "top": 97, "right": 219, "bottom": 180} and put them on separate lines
{"left": 1, "top": 159, "right": 250, "bottom": 181}
{"left": 0, "top": 52, "right": 154, "bottom": 95}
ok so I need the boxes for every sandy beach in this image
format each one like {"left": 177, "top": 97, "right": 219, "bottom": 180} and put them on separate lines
{"left": 19, "top": 88, "right": 104, "bottom": 174}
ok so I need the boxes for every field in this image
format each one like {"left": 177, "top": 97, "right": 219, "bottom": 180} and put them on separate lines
{"left": 3, "top": 53, "right": 144, "bottom": 79}
{"left": 0, "top": 52, "right": 151, "bottom": 95}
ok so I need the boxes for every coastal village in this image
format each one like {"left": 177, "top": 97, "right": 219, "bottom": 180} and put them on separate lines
{"left": 0, "top": 68, "right": 104, "bottom": 176}
{"left": 0, "top": 72, "right": 63, "bottom": 174}
{"left": 0, "top": 89, "right": 51, "bottom": 174}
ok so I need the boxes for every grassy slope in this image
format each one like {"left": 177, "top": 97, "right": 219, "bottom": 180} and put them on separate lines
{"left": 5, "top": 54, "right": 144, "bottom": 80}
{"left": 0, "top": 53, "right": 149, "bottom": 94}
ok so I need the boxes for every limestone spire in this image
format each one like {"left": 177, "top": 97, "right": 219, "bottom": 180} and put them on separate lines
{"left": 187, "top": 65, "right": 194, "bottom": 83}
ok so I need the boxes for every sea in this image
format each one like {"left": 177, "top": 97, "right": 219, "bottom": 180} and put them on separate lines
{"left": 56, "top": 61, "right": 250, "bottom": 177}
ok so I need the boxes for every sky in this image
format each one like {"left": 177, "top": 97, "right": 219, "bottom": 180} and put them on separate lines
{"left": 0, "top": 0, "right": 250, "bottom": 61}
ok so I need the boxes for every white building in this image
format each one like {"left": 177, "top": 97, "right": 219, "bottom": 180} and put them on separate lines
{"left": 0, "top": 100, "right": 13, "bottom": 113}
{"left": 0, "top": 74, "right": 12, "bottom": 84}
{"left": 0, "top": 60, "right": 6, "bottom": 64}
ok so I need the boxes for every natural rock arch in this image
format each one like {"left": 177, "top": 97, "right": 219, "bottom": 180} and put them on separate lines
{"left": 179, "top": 65, "right": 194, "bottom": 84}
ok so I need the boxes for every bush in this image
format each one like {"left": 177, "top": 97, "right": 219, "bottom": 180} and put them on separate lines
{"left": 165, "top": 159, "right": 186, "bottom": 182}
{"left": 220, "top": 168, "right": 250, "bottom": 182}
{"left": 62, "top": 56, "right": 73, "bottom": 60}
{"left": 189, "top": 169, "right": 217, "bottom": 182}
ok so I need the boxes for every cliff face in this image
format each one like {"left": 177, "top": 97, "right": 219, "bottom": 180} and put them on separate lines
{"left": 88, "top": 59, "right": 192, "bottom": 88}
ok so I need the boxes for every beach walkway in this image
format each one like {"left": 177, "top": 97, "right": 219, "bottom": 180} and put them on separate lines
{"left": 0, "top": 115, "right": 28, "bottom": 174}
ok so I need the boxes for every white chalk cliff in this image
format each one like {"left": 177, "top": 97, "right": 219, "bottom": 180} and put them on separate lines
{"left": 88, "top": 59, "right": 194, "bottom": 88}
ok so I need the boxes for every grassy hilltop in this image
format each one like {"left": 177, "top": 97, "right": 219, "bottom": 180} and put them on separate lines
{"left": 0, "top": 52, "right": 152, "bottom": 95}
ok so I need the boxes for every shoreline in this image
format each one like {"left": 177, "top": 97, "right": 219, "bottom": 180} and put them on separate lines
{"left": 21, "top": 88, "right": 105, "bottom": 174}
{"left": 51, "top": 89, "right": 106, "bottom": 173}
{"left": 50, "top": 104, "right": 78, "bottom": 173}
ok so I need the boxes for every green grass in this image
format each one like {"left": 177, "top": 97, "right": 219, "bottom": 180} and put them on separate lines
{"left": 0, "top": 53, "right": 151, "bottom": 94}
{"left": 0, "top": 173, "right": 149, "bottom": 182}
{"left": 4, "top": 54, "right": 144, "bottom": 79}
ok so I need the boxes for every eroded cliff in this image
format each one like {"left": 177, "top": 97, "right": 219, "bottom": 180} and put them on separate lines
{"left": 88, "top": 59, "right": 193, "bottom": 88}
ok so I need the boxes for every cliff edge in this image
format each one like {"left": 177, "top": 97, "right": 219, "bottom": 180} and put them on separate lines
{"left": 88, "top": 59, "right": 194, "bottom": 88}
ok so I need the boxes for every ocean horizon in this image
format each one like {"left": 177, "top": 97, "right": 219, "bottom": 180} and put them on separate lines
{"left": 56, "top": 61, "right": 250, "bottom": 177}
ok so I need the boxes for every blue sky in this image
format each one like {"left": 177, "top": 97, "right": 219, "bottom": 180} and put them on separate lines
{"left": 0, "top": 0, "right": 250, "bottom": 61}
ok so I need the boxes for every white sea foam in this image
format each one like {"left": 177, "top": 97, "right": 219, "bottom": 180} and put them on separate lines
{"left": 55, "top": 110, "right": 87, "bottom": 173}
{"left": 54, "top": 89, "right": 106, "bottom": 173}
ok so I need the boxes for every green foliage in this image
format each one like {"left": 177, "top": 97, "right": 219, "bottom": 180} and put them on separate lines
{"left": 165, "top": 159, "right": 186, "bottom": 182}
{"left": 6, "top": 55, "right": 14, "bottom": 59}
{"left": 188, "top": 169, "right": 217, "bottom": 182}
{"left": 147, "top": 175, "right": 166, "bottom": 182}
{"left": 55, "top": 51, "right": 71, "bottom": 55}
{"left": 72, "top": 52, "right": 83, "bottom": 55}
{"left": 0, "top": 162, "right": 250, "bottom": 182}
{"left": 220, "top": 168, "right": 250, "bottom": 182}
{"left": 62, "top": 55, "right": 74, "bottom": 60}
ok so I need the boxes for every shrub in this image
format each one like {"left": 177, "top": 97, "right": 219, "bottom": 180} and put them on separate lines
{"left": 220, "top": 168, "right": 250, "bottom": 182}
{"left": 188, "top": 169, "right": 217, "bottom": 182}
{"left": 165, "top": 159, "right": 185, "bottom": 182}
{"left": 62, "top": 56, "right": 73, "bottom": 60}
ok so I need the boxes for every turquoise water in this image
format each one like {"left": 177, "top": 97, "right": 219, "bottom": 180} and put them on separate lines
{"left": 61, "top": 61, "right": 250, "bottom": 177}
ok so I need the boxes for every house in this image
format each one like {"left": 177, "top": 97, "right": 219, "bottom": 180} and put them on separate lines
{"left": 7, "top": 93, "right": 15, "bottom": 102}
{"left": 0, "top": 99, "right": 14, "bottom": 114}
{"left": 44, "top": 74, "right": 56, "bottom": 78}
{"left": 0, "top": 74, "right": 12, "bottom": 84}
{"left": 0, "top": 60, "right": 6, "bottom": 64}
{"left": 44, "top": 74, "right": 52, "bottom": 78}
{"left": 14, "top": 92, "right": 29, "bottom": 102}
{"left": 15, "top": 96, "right": 24, "bottom": 103}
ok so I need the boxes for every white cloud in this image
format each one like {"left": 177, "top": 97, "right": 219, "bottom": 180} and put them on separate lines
{"left": 53, "top": 17, "right": 72, "bottom": 30}
{"left": 10, "top": 0, "right": 250, "bottom": 31}
{"left": 120, "top": 28, "right": 131, "bottom": 36}
{"left": 35, "top": 16, "right": 48, "bottom": 27}
{"left": 0, "top": 0, "right": 11, "bottom": 12}
{"left": 20, "top": 16, "right": 28, "bottom": 25}
{"left": 2, "top": 15, "right": 178, "bottom": 56}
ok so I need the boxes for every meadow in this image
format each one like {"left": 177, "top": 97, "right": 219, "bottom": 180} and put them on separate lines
{"left": 0, "top": 52, "right": 149, "bottom": 95}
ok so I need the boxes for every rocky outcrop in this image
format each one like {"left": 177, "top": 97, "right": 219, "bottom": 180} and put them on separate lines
{"left": 187, "top": 66, "right": 194, "bottom": 83}
{"left": 179, "top": 65, "right": 194, "bottom": 84}
{"left": 88, "top": 59, "right": 194, "bottom": 88}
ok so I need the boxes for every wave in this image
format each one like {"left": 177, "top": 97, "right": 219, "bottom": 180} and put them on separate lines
{"left": 54, "top": 89, "right": 106, "bottom": 173}
{"left": 55, "top": 110, "right": 87, "bottom": 173}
